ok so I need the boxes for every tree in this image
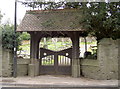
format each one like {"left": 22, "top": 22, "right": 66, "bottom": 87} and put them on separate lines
{"left": 22, "top": 1, "right": 120, "bottom": 40}
{"left": 0, "top": 10, "right": 3, "bottom": 48}
{"left": 81, "top": 2, "right": 120, "bottom": 40}
{"left": 2, "top": 24, "right": 21, "bottom": 52}
{"left": 22, "top": 1, "right": 84, "bottom": 10}
{"left": 20, "top": 32, "right": 30, "bottom": 40}
{"left": 0, "top": 11, "right": 21, "bottom": 52}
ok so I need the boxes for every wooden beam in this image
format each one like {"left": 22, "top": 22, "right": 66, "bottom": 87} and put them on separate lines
{"left": 71, "top": 32, "right": 80, "bottom": 77}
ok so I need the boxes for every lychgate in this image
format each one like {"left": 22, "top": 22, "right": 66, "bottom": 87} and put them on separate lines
{"left": 17, "top": 9, "right": 87, "bottom": 77}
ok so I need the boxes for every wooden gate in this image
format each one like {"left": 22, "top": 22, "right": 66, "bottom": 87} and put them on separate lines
{"left": 39, "top": 48, "right": 72, "bottom": 75}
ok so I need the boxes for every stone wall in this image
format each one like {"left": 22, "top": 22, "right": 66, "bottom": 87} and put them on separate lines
{"left": 97, "top": 38, "right": 118, "bottom": 80}
{"left": 81, "top": 59, "right": 101, "bottom": 79}
{"left": 1, "top": 38, "right": 119, "bottom": 80}
{"left": 1, "top": 48, "right": 30, "bottom": 77}
{"left": 17, "top": 58, "right": 30, "bottom": 76}
{"left": 118, "top": 39, "right": 120, "bottom": 87}
{"left": 81, "top": 38, "right": 119, "bottom": 80}
{"left": 1, "top": 49, "right": 13, "bottom": 77}
{"left": 0, "top": 44, "right": 2, "bottom": 77}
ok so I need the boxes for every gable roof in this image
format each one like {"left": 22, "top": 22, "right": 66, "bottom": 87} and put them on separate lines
{"left": 17, "top": 9, "right": 85, "bottom": 32}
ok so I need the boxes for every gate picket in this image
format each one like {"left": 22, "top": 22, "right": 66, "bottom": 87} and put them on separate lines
{"left": 39, "top": 48, "right": 72, "bottom": 75}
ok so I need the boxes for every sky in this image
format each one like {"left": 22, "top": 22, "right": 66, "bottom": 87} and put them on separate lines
{"left": 0, "top": 0, "right": 27, "bottom": 24}
{"left": 0, "top": 0, "right": 61, "bottom": 25}
{"left": 0, "top": 0, "right": 66, "bottom": 25}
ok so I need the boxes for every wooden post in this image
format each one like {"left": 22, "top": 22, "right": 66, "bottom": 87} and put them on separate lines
{"left": 71, "top": 32, "right": 80, "bottom": 77}
{"left": 54, "top": 52, "right": 58, "bottom": 74}
{"left": 84, "top": 37, "right": 87, "bottom": 52}
{"left": 30, "top": 34, "right": 39, "bottom": 62}
{"left": 13, "top": 0, "right": 17, "bottom": 78}
{"left": 29, "top": 32, "right": 41, "bottom": 76}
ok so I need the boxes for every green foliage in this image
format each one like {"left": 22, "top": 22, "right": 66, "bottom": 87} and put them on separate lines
{"left": 0, "top": 10, "right": 3, "bottom": 47}
{"left": 22, "top": 1, "right": 120, "bottom": 40}
{"left": 22, "top": 2, "right": 83, "bottom": 10}
{"left": 81, "top": 2, "right": 120, "bottom": 40}
{"left": 20, "top": 32, "right": 30, "bottom": 40}
{"left": 2, "top": 24, "right": 21, "bottom": 52}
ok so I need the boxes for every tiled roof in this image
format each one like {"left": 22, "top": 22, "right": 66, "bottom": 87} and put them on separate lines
{"left": 17, "top": 9, "right": 85, "bottom": 32}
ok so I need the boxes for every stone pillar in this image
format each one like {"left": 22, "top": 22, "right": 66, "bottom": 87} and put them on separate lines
{"left": 98, "top": 38, "right": 119, "bottom": 79}
{"left": 28, "top": 32, "right": 41, "bottom": 77}
{"left": 2, "top": 49, "right": 13, "bottom": 77}
{"left": 0, "top": 30, "right": 2, "bottom": 77}
{"left": 71, "top": 32, "right": 80, "bottom": 77}
{"left": 118, "top": 39, "right": 120, "bottom": 86}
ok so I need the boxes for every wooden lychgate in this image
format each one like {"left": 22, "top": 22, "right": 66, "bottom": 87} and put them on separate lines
{"left": 40, "top": 48, "right": 72, "bottom": 75}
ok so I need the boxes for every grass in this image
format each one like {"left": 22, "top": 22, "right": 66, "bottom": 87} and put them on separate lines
{"left": 47, "top": 42, "right": 72, "bottom": 51}
{"left": 19, "top": 44, "right": 30, "bottom": 53}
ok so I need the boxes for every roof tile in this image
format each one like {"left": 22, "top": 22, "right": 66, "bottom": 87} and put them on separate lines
{"left": 17, "top": 9, "right": 85, "bottom": 32}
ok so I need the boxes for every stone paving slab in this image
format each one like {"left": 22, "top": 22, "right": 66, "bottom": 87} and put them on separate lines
{"left": 0, "top": 75, "right": 119, "bottom": 88}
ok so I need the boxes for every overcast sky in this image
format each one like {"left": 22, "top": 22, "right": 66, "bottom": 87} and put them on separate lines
{"left": 0, "top": 0, "right": 62, "bottom": 25}
{"left": 0, "top": 0, "right": 27, "bottom": 24}
{"left": 0, "top": 0, "right": 63, "bottom": 24}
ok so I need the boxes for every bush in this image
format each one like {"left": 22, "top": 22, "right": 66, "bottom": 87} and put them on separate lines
{"left": 20, "top": 32, "right": 30, "bottom": 40}
{"left": 2, "top": 25, "right": 21, "bottom": 52}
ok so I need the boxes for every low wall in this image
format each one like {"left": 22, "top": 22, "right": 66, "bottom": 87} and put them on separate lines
{"left": 1, "top": 49, "right": 13, "bottom": 77}
{"left": 1, "top": 48, "right": 30, "bottom": 77}
{"left": 17, "top": 58, "right": 30, "bottom": 76}
{"left": 0, "top": 46, "right": 2, "bottom": 77}
{"left": 81, "top": 59, "right": 101, "bottom": 79}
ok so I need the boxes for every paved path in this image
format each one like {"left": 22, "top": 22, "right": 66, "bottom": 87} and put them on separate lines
{"left": 0, "top": 75, "right": 118, "bottom": 88}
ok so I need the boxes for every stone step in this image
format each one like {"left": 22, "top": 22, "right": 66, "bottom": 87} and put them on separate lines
{"left": 1, "top": 87, "right": 118, "bottom": 89}
{"left": 1, "top": 83, "right": 118, "bottom": 89}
